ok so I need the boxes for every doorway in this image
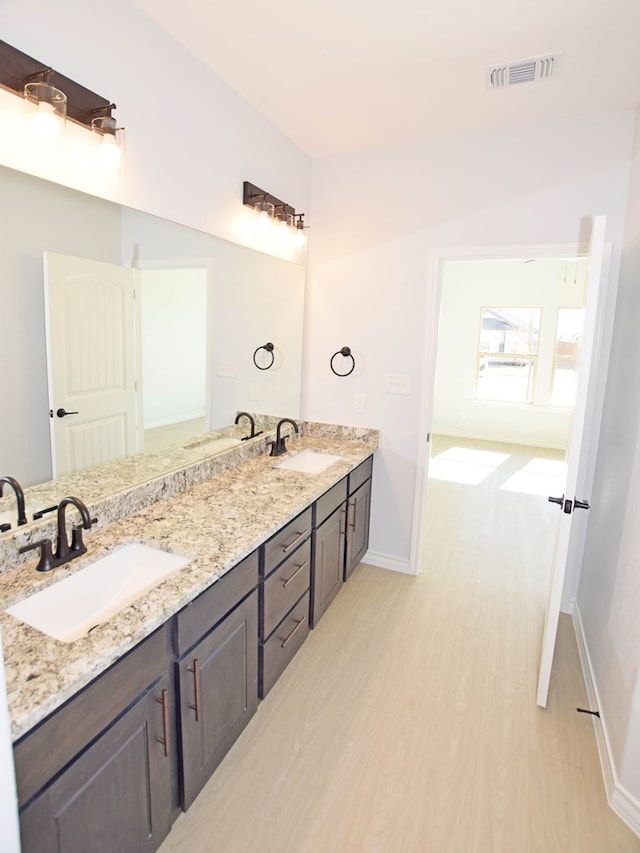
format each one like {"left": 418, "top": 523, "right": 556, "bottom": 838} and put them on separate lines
{"left": 412, "top": 245, "right": 591, "bottom": 583}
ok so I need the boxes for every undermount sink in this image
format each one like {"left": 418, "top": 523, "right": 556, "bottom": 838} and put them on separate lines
{"left": 6, "top": 543, "right": 191, "bottom": 643}
{"left": 275, "top": 449, "right": 342, "bottom": 474}
{"left": 184, "top": 436, "right": 241, "bottom": 454}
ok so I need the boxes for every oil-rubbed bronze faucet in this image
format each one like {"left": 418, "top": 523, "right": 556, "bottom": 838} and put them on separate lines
{"left": 19, "top": 496, "right": 96, "bottom": 572}
{"left": 234, "top": 411, "right": 263, "bottom": 440}
{"left": 268, "top": 418, "right": 299, "bottom": 457}
{"left": 0, "top": 476, "right": 28, "bottom": 531}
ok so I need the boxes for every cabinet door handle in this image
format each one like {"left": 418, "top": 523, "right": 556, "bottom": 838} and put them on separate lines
{"left": 187, "top": 659, "right": 201, "bottom": 722}
{"left": 280, "top": 616, "right": 306, "bottom": 649}
{"left": 155, "top": 688, "right": 170, "bottom": 757}
{"left": 281, "top": 560, "right": 307, "bottom": 589}
{"left": 340, "top": 508, "right": 347, "bottom": 536}
{"left": 281, "top": 528, "right": 310, "bottom": 554}
{"left": 347, "top": 500, "right": 356, "bottom": 530}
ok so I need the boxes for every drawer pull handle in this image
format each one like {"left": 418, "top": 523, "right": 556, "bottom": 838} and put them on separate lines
{"left": 280, "top": 616, "right": 306, "bottom": 649}
{"left": 155, "top": 688, "right": 170, "bottom": 757}
{"left": 281, "top": 528, "right": 310, "bottom": 554}
{"left": 281, "top": 561, "right": 308, "bottom": 589}
{"left": 188, "top": 659, "right": 201, "bottom": 722}
{"left": 348, "top": 500, "right": 356, "bottom": 530}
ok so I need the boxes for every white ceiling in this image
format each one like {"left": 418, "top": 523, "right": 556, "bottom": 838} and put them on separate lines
{"left": 132, "top": 0, "right": 640, "bottom": 158}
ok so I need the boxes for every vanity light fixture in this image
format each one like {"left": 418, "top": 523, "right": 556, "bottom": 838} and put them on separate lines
{"left": 0, "top": 39, "right": 123, "bottom": 167}
{"left": 243, "top": 181, "right": 308, "bottom": 251}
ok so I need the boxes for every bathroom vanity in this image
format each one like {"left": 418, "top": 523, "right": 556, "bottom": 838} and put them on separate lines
{"left": 0, "top": 423, "right": 376, "bottom": 853}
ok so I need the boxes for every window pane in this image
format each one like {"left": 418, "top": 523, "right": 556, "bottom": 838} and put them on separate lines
{"left": 552, "top": 308, "right": 584, "bottom": 406}
{"left": 551, "top": 358, "right": 579, "bottom": 406}
{"left": 476, "top": 357, "right": 535, "bottom": 403}
{"left": 479, "top": 308, "right": 541, "bottom": 356}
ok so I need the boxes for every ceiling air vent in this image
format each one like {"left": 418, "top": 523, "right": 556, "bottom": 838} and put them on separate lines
{"left": 487, "top": 54, "right": 560, "bottom": 89}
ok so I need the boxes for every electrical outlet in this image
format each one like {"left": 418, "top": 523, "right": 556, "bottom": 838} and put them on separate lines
{"left": 218, "top": 361, "right": 238, "bottom": 378}
{"left": 354, "top": 393, "right": 366, "bottom": 413}
{"left": 384, "top": 373, "right": 411, "bottom": 395}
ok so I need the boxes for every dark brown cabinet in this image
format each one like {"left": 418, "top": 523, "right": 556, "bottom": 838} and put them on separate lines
{"left": 19, "top": 672, "right": 176, "bottom": 853}
{"left": 259, "top": 508, "right": 313, "bottom": 698}
{"left": 15, "top": 623, "right": 177, "bottom": 853}
{"left": 177, "top": 589, "right": 258, "bottom": 809}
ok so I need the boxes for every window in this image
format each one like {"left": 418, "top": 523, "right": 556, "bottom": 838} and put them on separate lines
{"left": 551, "top": 308, "right": 584, "bottom": 407}
{"left": 476, "top": 307, "right": 541, "bottom": 403}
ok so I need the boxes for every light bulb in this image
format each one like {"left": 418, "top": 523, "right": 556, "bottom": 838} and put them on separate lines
{"left": 32, "top": 101, "right": 62, "bottom": 146}
{"left": 97, "top": 133, "right": 121, "bottom": 174}
{"left": 293, "top": 226, "right": 307, "bottom": 250}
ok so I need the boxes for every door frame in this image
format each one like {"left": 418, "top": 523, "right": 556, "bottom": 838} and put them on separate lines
{"left": 410, "top": 238, "right": 614, "bottom": 611}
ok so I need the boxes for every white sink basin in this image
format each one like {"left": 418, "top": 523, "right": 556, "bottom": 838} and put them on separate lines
{"left": 275, "top": 449, "right": 342, "bottom": 474}
{"left": 6, "top": 543, "right": 191, "bottom": 643}
{"left": 184, "top": 436, "right": 241, "bottom": 454}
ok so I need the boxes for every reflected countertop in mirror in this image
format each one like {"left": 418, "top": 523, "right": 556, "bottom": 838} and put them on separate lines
{"left": 0, "top": 415, "right": 280, "bottom": 535}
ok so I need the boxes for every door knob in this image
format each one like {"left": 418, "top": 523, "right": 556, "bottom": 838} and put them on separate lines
{"left": 574, "top": 498, "right": 590, "bottom": 510}
{"left": 56, "top": 408, "right": 79, "bottom": 418}
{"left": 548, "top": 495, "right": 564, "bottom": 507}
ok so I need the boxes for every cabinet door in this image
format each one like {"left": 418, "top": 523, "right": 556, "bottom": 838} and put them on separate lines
{"left": 345, "top": 478, "right": 371, "bottom": 580}
{"left": 178, "top": 591, "right": 258, "bottom": 809}
{"left": 311, "top": 504, "right": 346, "bottom": 627}
{"left": 20, "top": 673, "right": 176, "bottom": 853}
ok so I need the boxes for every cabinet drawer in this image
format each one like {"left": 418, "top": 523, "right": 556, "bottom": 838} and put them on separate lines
{"left": 314, "top": 477, "right": 347, "bottom": 527}
{"left": 263, "top": 507, "right": 312, "bottom": 576}
{"left": 176, "top": 550, "right": 259, "bottom": 655}
{"left": 262, "top": 539, "right": 311, "bottom": 640}
{"left": 348, "top": 456, "right": 373, "bottom": 495}
{"left": 260, "top": 592, "right": 310, "bottom": 698}
{"left": 14, "top": 622, "right": 172, "bottom": 807}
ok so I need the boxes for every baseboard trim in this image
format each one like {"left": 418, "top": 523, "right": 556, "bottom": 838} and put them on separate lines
{"left": 572, "top": 605, "right": 640, "bottom": 838}
{"left": 431, "top": 427, "right": 566, "bottom": 450}
{"left": 363, "top": 550, "right": 412, "bottom": 575}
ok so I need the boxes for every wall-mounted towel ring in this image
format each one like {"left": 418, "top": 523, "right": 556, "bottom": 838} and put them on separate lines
{"left": 253, "top": 342, "right": 275, "bottom": 370}
{"left": 330, "top": 346, "right": 355, "bottom": 377}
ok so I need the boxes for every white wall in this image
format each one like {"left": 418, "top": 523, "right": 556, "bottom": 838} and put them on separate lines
{"left": 434, "top": 257, "right": 586, "bottom": 448}
{"left": 307, "top": 111, "right": 635, "bottom": 570}
{"left": 576, "top": 107, "right": 640, "bottom": 831}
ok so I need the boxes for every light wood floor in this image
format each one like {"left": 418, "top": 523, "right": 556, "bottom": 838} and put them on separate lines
{"left": 159, "top": 435, "right": 640, "bottom": 852}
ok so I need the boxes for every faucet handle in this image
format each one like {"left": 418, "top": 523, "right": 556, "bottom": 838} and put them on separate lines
{"left": 19, "top": 538, "right": 56, "bottom": 572}
{"left": 71, "top": 517, "right": 97, "bottom": 554}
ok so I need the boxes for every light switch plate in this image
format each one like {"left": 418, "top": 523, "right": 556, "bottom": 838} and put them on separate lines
{"left": 219, "top": 361, "right": 238, "bottom": 378}
{"left": 354, "top": 393, "right": 366, "bottom": 413}
{"left": 384, "top": 374, "right": 411, "bottom": 395}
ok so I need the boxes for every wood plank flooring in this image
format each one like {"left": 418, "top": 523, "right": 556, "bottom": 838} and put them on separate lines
{"left": 159, "top": 435, "right": 640, "bottom": 852}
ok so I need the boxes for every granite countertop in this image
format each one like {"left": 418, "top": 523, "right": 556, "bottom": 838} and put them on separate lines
{"left": 0, "top": 431, "right": 376, "bottom": 741}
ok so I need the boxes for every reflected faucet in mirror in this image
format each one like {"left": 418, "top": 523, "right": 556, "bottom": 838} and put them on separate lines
{"left": 0, "top": 476, "right": 28, "bottom": 532}
{"left": 19, "top": 496, "right": 96, "bottom": 572}
{"left": 234, "top": 412, "right": 263, "bottom": 441}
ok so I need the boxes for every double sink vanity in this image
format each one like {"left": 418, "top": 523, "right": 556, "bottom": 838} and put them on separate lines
{"left": 0, "top": 419, "right": 377, "bottom": 853}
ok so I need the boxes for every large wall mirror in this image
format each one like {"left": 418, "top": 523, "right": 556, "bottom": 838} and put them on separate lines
{"left": 0, "top": 164, "right": 305, "bottom": 524}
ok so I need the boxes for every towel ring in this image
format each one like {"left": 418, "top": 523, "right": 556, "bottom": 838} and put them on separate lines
{"left": 253, "top": 342, "right": 275, "bottom": 370}
{"left": 330, "top": 346, "right": 355, "bottom": 377}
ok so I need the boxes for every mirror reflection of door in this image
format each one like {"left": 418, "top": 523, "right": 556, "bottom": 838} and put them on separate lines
{"left": 44, "top": 252, "right": 137, "bottom": 478}
{"left": 136, "top": 265, "right": 210, "bottom": 452}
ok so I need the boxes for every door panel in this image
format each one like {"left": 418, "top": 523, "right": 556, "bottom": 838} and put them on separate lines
{"left": 536, "top": 215, "right": 607, "bottom": 707}
{"left": 44, "top": 252, "right": 136, "bottom": 477}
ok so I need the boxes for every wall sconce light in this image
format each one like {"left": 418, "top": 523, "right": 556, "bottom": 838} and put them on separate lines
{"left": 243, "top": 181, "right": 308, "bottom": 251}
{"left": 0, "top": 39, "right": 123, "bottom": 168}
{"left": 23, "top": 68, "right": 67, "bottom": 146}
{"left": 91, "top": 103, "right": 124, "bottom": 174}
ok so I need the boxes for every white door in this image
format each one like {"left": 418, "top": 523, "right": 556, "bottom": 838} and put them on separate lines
{"left": 536, "top": 215, "right": 607, "bottom": 707}
{"left": 44, "top": 252, "right": 137, "bottom": 478}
